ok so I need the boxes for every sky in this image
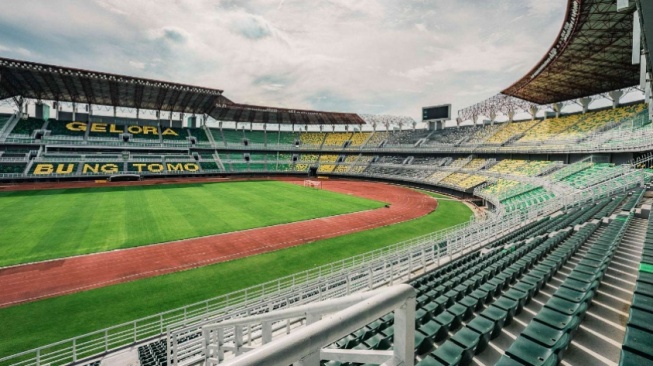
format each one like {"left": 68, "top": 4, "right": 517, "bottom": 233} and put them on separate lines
{"left": 0, "top": 0, "right": 571, "bottom": 123}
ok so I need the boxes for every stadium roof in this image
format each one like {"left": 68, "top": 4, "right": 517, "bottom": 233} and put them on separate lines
{"left": 0, "top": 57, "right": 364, "bottom": 125}
{"left": 209, "top": 103, "right": 365, "bottom": 125}
{"left": 502, "top": 0, "right": 640, "bottom": 104}
{"left": 0, "top": 57, "right": 229, "bottom": 114}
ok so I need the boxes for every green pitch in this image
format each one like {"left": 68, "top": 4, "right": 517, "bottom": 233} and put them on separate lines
{"left": 0, "top": 189, "right": 472, "bottom": 359}
{"left": 0, "top": 181, "right": 383, "bottom": 267}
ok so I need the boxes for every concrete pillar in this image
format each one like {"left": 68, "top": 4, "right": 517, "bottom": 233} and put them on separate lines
{"left": 579, "top": 97, "right": 591, "bottom": 114}
{"left": 489, "top": 111, "right": 497, "bottom": 125}
{"left": 507, "top": 110, "right": 515, "bottom": 122}
{"left": 552, "top": 103, "right": 562, "bottom": 118}
{"left": 608, "top": 90, "right": 624, "bottom": 109}
{"left": 472, "top": 115, "right": 478, "bottom": 126}
{"left": 72, "top": 102, "right": 76, "bottom": 121}
{"left": 87, "top": 104, "right": 92, "bottom": 122}
{"left": 529, "top": 106, "right": 538, "bottom": 120}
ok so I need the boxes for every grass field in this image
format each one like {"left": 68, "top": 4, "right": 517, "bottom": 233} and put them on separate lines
{"left": 0, "top": 189, "right": 472, "bottom": 358}
{"left": 0, "top": 181, "right": 384, "bottom": 267}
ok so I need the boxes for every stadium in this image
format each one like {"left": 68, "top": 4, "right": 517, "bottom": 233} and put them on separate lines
{"left": 0, "top": 0, "right": 652, "bottom": 365}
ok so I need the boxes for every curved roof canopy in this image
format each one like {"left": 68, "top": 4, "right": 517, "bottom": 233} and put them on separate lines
{"left": 0, "top": 57, "right": 363, "bottom": 125}
{"left": 502, "top": 0, "right": 640, "bottom": 104}
{"left": 0, "top": 57, "right": 228, "bottom": 114}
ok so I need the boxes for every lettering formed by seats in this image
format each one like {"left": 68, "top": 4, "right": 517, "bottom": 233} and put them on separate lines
{"left": 65, "top": 122, "right": 178, "bottom": 137}
{"left": 31, "top": 163, "right": 200, "bottom": 175}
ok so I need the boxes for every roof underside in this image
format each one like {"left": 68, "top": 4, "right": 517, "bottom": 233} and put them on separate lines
{"left": 0, "top": 57, "right": 228, "bottom": 114}
{"left": 502, "top": 0, "right": 640, "bottom": 104}
{"left": 0, "top": 57, "right": 364, "bottom": 124}
{"left": 209, "top": 103, "right": 365, "bottom": 125}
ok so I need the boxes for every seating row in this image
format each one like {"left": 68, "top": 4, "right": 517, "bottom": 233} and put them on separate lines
{"left": 324, "top": 201, "right": 610, "bottom": 365}
{"left": 498, "top": 214, "right": 631, "bottom": 365}
{"left": 619, "top": 207, "right": 653, "bottom": 364}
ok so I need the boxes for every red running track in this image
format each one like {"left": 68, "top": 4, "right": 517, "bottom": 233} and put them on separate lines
{"left": 0, "top": 178, "right": 437, "bottom": 308}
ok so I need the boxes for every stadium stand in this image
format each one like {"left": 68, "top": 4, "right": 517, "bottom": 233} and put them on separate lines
{"left": 485, "top": 120, "right": 538, "bottom": 144}
{"left": 300, "top": 132, "right": 326, "bottom": 147}
{"left": 323, "top": 132, "right": 351, "bottom": 148}
{"left": 188, "top": 128, "right": 210, "bottom": 144}
{"left": 386, "top": 130, "right": 431, "bottom": 146}
{"left": 9, "top": 117, "right": 45, "bottom": 136}
{"left": 244, "top": 130, "right": 266, "bottom": 145}
{"left": 348, "top": 132, "right": 371, "bottom": 147}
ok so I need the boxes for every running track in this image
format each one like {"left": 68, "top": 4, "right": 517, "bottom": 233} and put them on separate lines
{"left": 0, "top": 178, "right": 437, "bottom": 308}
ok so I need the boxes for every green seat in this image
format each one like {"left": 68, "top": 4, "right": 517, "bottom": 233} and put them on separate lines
{"left": 567, "top": 270, "right": 600, "bottom": 284}
{"left": 504, "top": 336, "right": 558, "bottom": 366}
{"left": 521, "top": 273, "right": 545, "bottom": 293}
{"left": 418, "top": 319, "right": 449, "bottom": 342}
{"left": 467, "top": 315, "right": 498, "bottom": 342}
{"left": 627, "top": 308, "right": 653, "bottom": 333}
{"left": 560, "top": 277, "right": 598, "bottom": 294}
{"left": 522, "top": 320, "right": 571, "bottom": 354}
{"left": 469, "top": 288, "right": 492, "bottom": 304}
{"left": 435, "top": 311, "right": 461, "bottom": 332}
{"left": 445, "top": 289, "right": 464, "bottom": 302}
{"left": 623, "top": 325, "right": 653, "bottom": 360}
{"left": 435, "top": 295, "right": 455, "bottom": 308}
{"left": 488, "top": 276, "right": 509, "bottom": 291}
{"left": 448, "top": 303, "right": 473, "bottom": 322}
{"left": 416, "top": 355, "right": 446, "bottom": 366}
{"left": 417, "top": 308, "right": 433, "bottom": 324}
{"left": 513, "top": 281, "right": 536, "bottom": 301}
{"left": 619, "top": 348, "right": 653, "bottom": 366}
{"left": 539, "top": 258, "right": 561, "bottom": 273}
{"left": 503, "top": 288, "right": 529, "bottom": 310}
{"left": 493, "top": 296, "right": 520, "bottom": 322}
{"left": 422, "top": 301, "right": 444, "bottom": 316}
{"left": 431, "top": 341, "right": 472, "bottom": 366}
{"left": 458, "top": 295, "right": 483, "bottom": 312}
{"left": 455, "top": 283, "right": 472, "bottom": 296}
{"left": 553, "top": 286, "right": 594, "bottom": 304}
{"left": 638, "top": 271, "right": 653, "bottom": 285}
{"left": 479, "top": 282, "right": 501, "bottom": 297}
{"left": 631, "top": 294, "right": 653, "bottom": 313}
{"left": 635, "top": 282, "right": 653, "bottom": 298}
{"left": 495, "top": 355, "right": 529, "bottom": 366}
{"left": 545, "top": 296, "right": 588, "bottom": 319}
{"left": 533, "top": 308, "right": 581, "bottom": 336}
{"left": 450, "top": 326, "right": 483, "bottom": 355}
{"left": 480, "top": 305, "right": 507, "bottom": 334}
{"left": 415, "top": 332, "right": 434, "bottom": 355}
{"left": 363, "top": 333, "right": 388, "bottom": 349}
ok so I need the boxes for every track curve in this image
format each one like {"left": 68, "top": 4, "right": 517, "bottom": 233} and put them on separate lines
{"left": 0, "top": 178, "right": 438, "bottom": 308}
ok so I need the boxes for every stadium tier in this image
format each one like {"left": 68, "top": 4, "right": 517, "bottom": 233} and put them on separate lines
{"left": 1, "top": 118, "right": 652, "bottom": 366}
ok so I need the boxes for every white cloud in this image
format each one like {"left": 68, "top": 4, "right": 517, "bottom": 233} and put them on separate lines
{"left": 0, "top": 0, "right": 568, "bottom": 120}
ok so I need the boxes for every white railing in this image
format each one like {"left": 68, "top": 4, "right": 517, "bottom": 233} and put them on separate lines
{"left": 202, "top": 285, "right": 416, "bottom": 366}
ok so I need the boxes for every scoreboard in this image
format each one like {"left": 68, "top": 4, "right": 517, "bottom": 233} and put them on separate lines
{"left": 422, "top": 104, "right": 451, "bottom": 121}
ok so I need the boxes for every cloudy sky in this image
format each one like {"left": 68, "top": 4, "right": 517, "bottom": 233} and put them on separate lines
{"left": 0, "top": 0, "right": 569, "bottom": 121}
